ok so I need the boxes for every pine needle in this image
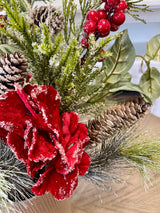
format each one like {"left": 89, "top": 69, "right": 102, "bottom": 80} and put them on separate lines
{"left": 0, "top": 141, "right": 34, "bottom": 211}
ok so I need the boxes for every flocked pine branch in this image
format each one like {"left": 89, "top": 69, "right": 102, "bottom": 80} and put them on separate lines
{"left": 0, "top": 142, "right": 34, "bottom": 212}
{"left": 0, "top": 0, "right": 35, "bottom": 59}
{"left": 119, "top": 135, "right": 160, "bottom": 188}
{"left": 126, "top": 0, "right": 152, "bottom": 23}
{"left": 62, "top": 0, "right": 77, "bottom": 44}
{"left": 85, "top": 129, "right": 131, "bottom": 192}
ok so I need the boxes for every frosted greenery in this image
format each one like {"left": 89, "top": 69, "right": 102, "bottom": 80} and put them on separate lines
{"left": 0, "top": 0, "right": 160, "bottom": 199}
{"left": 0, "top": 0, "right": 153, "bottom": 113}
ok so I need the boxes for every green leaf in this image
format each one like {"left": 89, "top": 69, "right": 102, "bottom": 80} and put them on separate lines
{"left": 103, "top": 29, "right": 135, "bottom": 84}
{"left": 140, "top": 67, "right": 160, "bottom": 101}
{"left": 146, "top": 34, "right": 160, "bottom": 62}
{"left": 108, "top": 81, "right": 151, "bottom": 103}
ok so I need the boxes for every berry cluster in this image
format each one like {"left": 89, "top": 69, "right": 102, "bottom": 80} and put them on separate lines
{"left": 81, "top": 0, "right": 128, "bottom": 50}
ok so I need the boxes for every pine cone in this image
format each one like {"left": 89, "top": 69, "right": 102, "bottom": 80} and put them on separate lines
{"left": 0, "top": 52, "right": 28, "bottom": 95}
{"left": 31, "top": 5, "right": 64, "bottom": 35}
{"left": 87, "top": 95, "right": 150, "bottom": 144}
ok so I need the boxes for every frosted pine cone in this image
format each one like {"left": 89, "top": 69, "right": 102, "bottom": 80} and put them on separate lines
{"left": 31, "top": 5, "right": 64, "bottom": 35}
{"left": 87, "top": 95, "right": 150, "bottom": 144}
{"left": 0, "top": 52, "right": 28, "bottom": 95}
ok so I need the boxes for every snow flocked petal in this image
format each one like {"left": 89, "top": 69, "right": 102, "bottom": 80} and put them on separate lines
{"left": 0, "top": 84, "right": 91, "bottom": 200}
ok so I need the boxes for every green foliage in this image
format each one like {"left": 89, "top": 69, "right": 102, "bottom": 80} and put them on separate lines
{"left": 86, "top": 29, "right": 136, "bottom": 104}
{"left": 17, "top": 0, "right": 48, "bottom": 11}
{"left": 103, "top": 29, "right": 135, "bottom": 84}
{"left": 140, "top": 67, "right": 160, "bottom": 101}
{"left": 62, "top": 0, "right": 102, "bottom": 44}
{"left": 119, "top": 134, "right": 160, "bottom": 187}
{"left": 0, "top": 0, "right": 34, "bottom": 57}
{"left": 0, "top": 44, "right": 19, "bottom": 54}
{"left": 0, "top": 142, "right": 34, "bottom": 212}
{"left": 63, "top": 0, "right": 77, "bottom": 44}
{"left": 138, "top": 34, "right": 160, "bottom": 101}
{"left": 108, "top": 81, "right": 151, "bottom": 103}
{"left": 0, "top": 0, "right": 157, "bottom": 113}
{"left": 146, "top": 34, "right": 160, "bottom": 62}
{"left": 126, "top": 0, "right": 152, "bottom": 23}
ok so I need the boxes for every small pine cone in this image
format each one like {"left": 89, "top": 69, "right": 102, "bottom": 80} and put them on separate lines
{"left": 31, "top": 5, "right": 64, "bottom": 35}
{"left": 0, "top": 52, "right": 28, "bottom": 95}
{"left": 87, "top": 95, "right": 150, "bottom": 144}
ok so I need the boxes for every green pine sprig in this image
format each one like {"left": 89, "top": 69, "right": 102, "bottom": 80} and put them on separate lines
{"left": 0, "top": 142, "right": 34, "bottom": 212}
{"left": 119, "top": 134, "right": 160, "bottom": 188}
{"left": 63, "top": 0, "right": 77, "bottom": 44}
{"left": 126, "top": 0, "right": 152, "bottom": 23}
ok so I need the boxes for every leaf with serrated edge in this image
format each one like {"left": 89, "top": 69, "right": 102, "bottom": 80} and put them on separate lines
{"left": 140, "top": 67, "right": 160, "bottom": 101}
{"left": 103, "top": 29, "right": 135, "bottom": 84}
{"left": 146, "top": 34, "right": 160, "bottom": 62}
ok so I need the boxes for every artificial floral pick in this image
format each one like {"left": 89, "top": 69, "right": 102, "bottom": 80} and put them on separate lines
{"left": 0, "top": 0, "right": 159, "bottom": 211}
{"left": 0, "top": 83, "right": 90, "bottom": 200}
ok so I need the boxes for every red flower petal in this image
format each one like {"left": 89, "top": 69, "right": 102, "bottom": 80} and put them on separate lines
{"left": 0, "top": 128, "right": 7, "bottom": 143}
{"left": 69, "top": 112, "right": 79, "bottom": 135}
{"left": 54, "top": 156, "right": 69, "bottom": 175}
{"left": 28, "top": 127, "right": 57, "bottom": 162}
{"left": 62, "top": 112, "right": 71, "bottom": 146}
{"left": 55, "top": 139, "right": 79, "bottom": 175}
{"left": 27, "top": 160, "right": 50, "bottom": 178}
{"left": 31, "top": 164, "right": 79, "bottom": 200}
{"left": 15, "top": 84, "right": 37, "bottom": 118}
{"left": 0, "top": 121, "right": 24, "bottom": 138}
{"left": 78, "top": 152, "right": 91, "bottom": 176}
{"left": 8, "top": 132, "right": 28, "bottom": 163}
{"left": 61, "top": 112, "right": 79, "bottom": 145}
{"left": 0, "top": 91, "right": 28, "bottom": 123}
{"left": 77, "top": 123, "right": 89, "bottom": 147}
{"left": 65, "top": 138, "right": 79, "bottom": 170}
{"left": 28, "top": 85, "right": 61, "bottom": 134}
{"left": 24, "top": 120, "right": 34, "bottom": 148}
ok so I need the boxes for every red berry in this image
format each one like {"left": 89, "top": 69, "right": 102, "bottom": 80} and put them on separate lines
{"left": 98, "top": 49, "right": 106, "bottom": 62}
{"left": 116, "top": 1, "right": 128, "bottom": 12}
{"left": 97, "top": 19, "right": 110, "bottom": 35}
{"left": 112, "top": 11, "right": 125, "bottom": 25}
{"left": 84, "top": 20, "right": 97, "bottom": 35}
{"left": 97, "top": 10, "right": 107, "bottom": 20}
{"left": 104, "top": 3, "right": 111, "bottom": 12}
{"left": 26, "top": 74, "right": 32, "bottom": 83}
{"left": 0, "top": 15, "right": 7, "bottom": 21}
{"left": 81, "top": 37, "right": 89, "bottom": 48}
{"left": 86, "top": 10, "right": 99, "bottom": 23}
{"left": 107, "top": 0, "right": 120, "bottom": 7}
{"left": 102, "top": 0, "right": 107, "bottom": 2}
{"left": 0, "top": 23, "right": 4, "bottom": 27}
{"left": 110, "top": 22, "right": 119, "bottom": 31}
{"left": 81, "top": 57, "right": 85, "bottom": 65}
{"left": 99, "top": 32, "right": 110, "bottom": 37}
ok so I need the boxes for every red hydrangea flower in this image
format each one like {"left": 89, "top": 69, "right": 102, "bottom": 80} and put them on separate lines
{"left": 0, "top": 84, "right": 90, "bottom": 200}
